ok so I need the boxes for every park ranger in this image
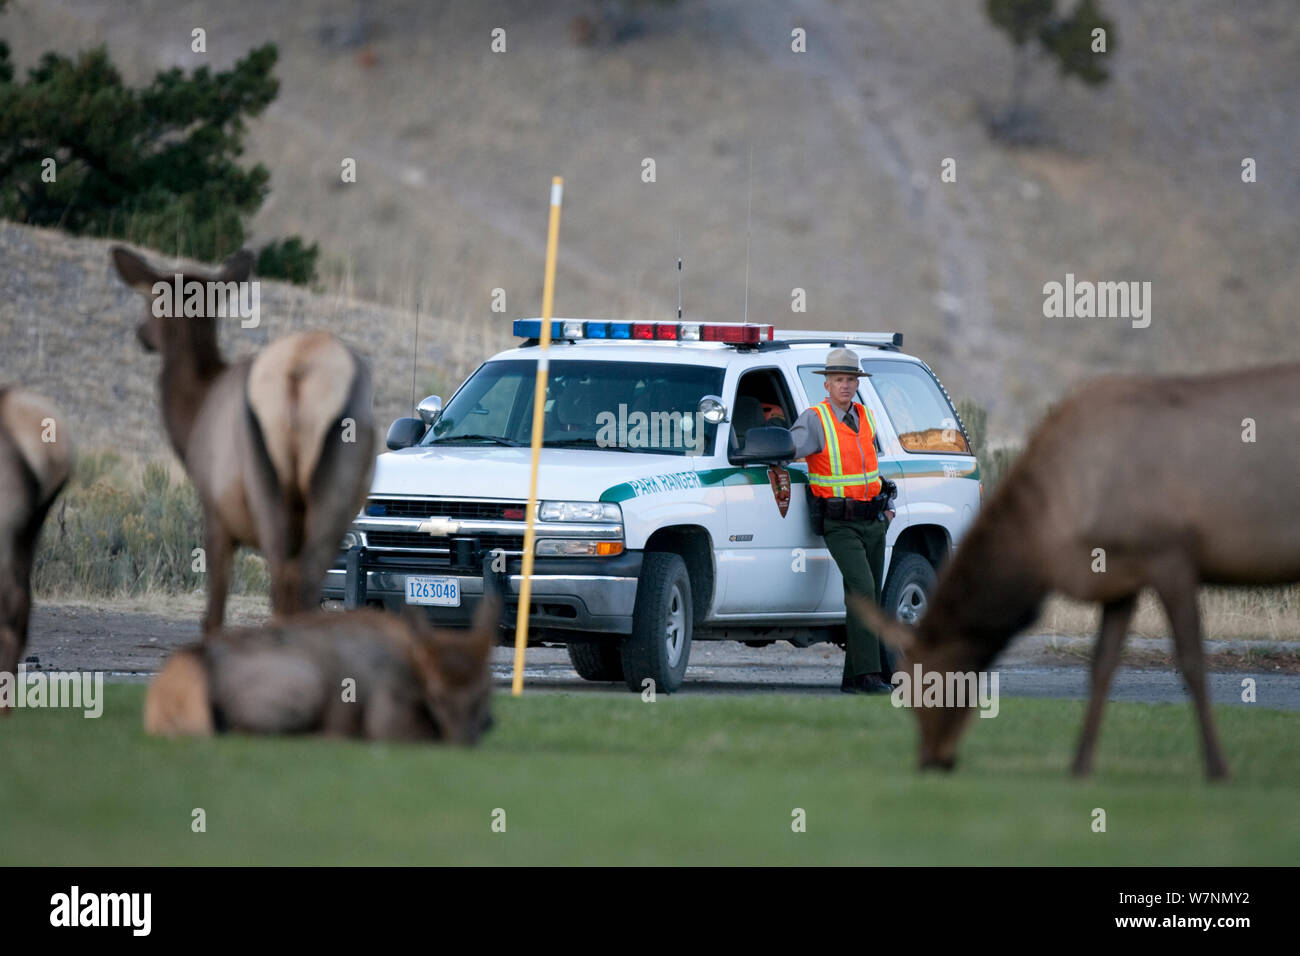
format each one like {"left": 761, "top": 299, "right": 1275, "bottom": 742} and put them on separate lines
{"left": 787, "top": 348, "right": 898, "bottom": 694}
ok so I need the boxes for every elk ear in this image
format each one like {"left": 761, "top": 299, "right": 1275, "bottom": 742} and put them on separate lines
{"left": 472, "top": 589, "right": 503, "bottom": 640}
{"left": 420, "top": 601, "right": 498, "bottom": 690}
{"left": 111, "top": 246, "right": 161, "bottom": 294}
{"left": 398, "top": 603, "right": 431, "bottom": 638}
{"left": 406, "top": 631, "right": 443, "bottom": 696}
{"left": 845, "top": 593, "right": 915, "bottom": 653}
{"left": 218, "top": 249, "right": 255, "bottom": 283}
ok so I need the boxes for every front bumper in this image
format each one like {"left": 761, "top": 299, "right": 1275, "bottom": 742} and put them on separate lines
{"left": 321, "top": 548, "right": 643, "bottom": 635}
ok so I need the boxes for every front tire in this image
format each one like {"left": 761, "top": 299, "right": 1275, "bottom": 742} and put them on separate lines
{"left": 621, "top": 552, "right": 692, "bottom": 693}
{"left": 567, "top": 641, "right": 625, "bottom": 682}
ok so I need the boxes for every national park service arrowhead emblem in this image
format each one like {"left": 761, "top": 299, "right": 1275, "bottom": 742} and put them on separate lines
{"left": 767, "top": 466, "right": 791, "bottom": 518}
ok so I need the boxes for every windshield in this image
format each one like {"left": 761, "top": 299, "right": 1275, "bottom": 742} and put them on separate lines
{"left": 423, "top": 359, "right": 725, "bottom": 456}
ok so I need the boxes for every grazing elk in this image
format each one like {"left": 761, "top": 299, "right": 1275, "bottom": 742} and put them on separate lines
{"left": 112, "top": 246, "right": 376, "bottom": 633}
{"left": 0, "top": 388, "right": 73, "bottom": 698}
{"left": 851, "top": 362, "right": 1300, "bottom": 781}
{"left": 144, "top": 593, "right": 500, "bottom": 744}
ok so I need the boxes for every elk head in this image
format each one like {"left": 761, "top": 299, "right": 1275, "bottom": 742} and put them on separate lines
{"left": 405, "top": 594, "right": 500, "bottom": 746}
{"left": 847, "top": 593, "right": 979, "bottom": 772}
{"left": 111, "top": 246, "right": 254, "bottom": 358}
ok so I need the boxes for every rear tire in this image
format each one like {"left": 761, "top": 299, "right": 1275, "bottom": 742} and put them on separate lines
{"left": 880, "top": 552, "right": 936, "bottom": 676}
{"left": 567, "top": 641, "right": 625, "bottom": 682}
{"left": 621, "top": 552, "right": 692, "bottom": 693}
{"left": 882, "top": 552, "right": 936, "bottom": 626}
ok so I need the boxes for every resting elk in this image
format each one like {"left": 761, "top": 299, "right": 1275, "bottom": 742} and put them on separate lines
{"left": 0, "top": 388, "right": 72, "bottom": 700}
{"left": 112, "top": 246, "right": 376, "bottom": 633}
{"left": 851, "top": 362, "right": 1300, "bottom": 781}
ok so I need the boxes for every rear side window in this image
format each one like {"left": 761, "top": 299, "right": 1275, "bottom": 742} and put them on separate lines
{"left": 861, "top": 360, "right": 971, "bottom": 455}
{"left": 796, "top": 365, "right": 870, "bottom": 412}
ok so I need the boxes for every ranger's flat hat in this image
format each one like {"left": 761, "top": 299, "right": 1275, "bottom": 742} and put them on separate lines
{"left": 813, "top": 347, "right": 871, "bottom": 376}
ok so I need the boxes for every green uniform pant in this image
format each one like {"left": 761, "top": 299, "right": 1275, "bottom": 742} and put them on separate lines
{"left": 824, "top": 516, "right": 889, "bottom": 678}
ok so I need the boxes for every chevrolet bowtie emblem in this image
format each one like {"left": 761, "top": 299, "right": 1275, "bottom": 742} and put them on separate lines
{"left": 417, "top": 517, "right": 460, "bottom": 537}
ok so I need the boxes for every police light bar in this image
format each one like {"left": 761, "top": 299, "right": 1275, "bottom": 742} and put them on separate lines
{"left": 512, "top": 319, "right": 774, "bottom": 344}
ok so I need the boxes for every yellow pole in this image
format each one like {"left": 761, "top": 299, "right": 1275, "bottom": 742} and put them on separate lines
{"left": 512, "top": 176, "right": 563, "bottom": 696}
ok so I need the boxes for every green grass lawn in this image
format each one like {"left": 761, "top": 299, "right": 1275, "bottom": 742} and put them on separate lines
{"left": 2, "top": 686, "right": 1297, "bottom": 865}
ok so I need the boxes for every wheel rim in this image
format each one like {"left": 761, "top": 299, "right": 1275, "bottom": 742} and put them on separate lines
{"left": 664, "top": 583, "right": 686, "bottom": 667}
{"left": 896, "top": 582, "right": 928, "bottom": 625}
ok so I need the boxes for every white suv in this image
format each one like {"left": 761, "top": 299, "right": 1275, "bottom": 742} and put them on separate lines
{"left": 323, "top": 320, "right": 981, "bottom": 692}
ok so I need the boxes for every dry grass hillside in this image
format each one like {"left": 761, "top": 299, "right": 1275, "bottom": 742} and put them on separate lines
{"left": 2, "top": 0, "right": 1298, "bottom": 445}
{"left": 0, "top": 221, "right": 485, "bottom": 461}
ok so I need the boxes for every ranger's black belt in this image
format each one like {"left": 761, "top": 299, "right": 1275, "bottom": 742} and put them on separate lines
{"left": 821, "top": 495, "right": 884, "bottom": 521}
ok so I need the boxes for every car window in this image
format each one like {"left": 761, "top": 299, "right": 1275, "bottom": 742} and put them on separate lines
{"left": 860, "top": 360, "right": 971, "bottom": 454}
{"left": 735, "top": 368, "right": 795, "bottom": 424}
{"left": 455, "top": 370, "right": 521, "bottom": 437}
{"left": 426, "top": 359, "right": 724, "bottom": 456}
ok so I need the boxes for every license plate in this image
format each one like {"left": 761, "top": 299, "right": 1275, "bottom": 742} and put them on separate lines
{"left": 405, "top": 575, "right": 461, "bottom": 606}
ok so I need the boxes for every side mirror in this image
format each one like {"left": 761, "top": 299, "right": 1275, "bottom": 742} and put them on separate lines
{"left": 417, "top": 395, "right": 443, "bottom": 425}
{"left": 729, "top": 425, "right": 795, "bottom": 466}
{"left": 386, "top": 417, "right": 427, "bottom": 450}
{"left": 698, "top": 395, "right": 728, "bottom": 424}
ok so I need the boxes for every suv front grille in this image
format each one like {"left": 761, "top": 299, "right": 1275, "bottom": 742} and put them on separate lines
{"left": 365, "top": 498, "right": 520, "bottom": 521}
{"left": 366, "top": 531, "right": 525, "bottom": 553}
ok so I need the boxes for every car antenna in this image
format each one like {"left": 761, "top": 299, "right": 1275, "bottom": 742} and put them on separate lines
{"left": 410, "top": 300, "right": 420, "bottom": 415}
{"left": 743, "top": 143, "right": 753, "bottom": 324}
{"left": 676, "top": 226, "right": 683, "bottom": 321}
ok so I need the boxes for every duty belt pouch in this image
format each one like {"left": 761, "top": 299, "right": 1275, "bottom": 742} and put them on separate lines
{"left": 807, "top": 487, "right": 825, "bottom": 536}
{"left": 824, "top": 497, "right": 846, "bottom": 521}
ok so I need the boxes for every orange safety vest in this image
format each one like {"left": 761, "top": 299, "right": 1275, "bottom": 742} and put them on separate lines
{"left": 807, "top": 400, "right": 881, "bottom": 500}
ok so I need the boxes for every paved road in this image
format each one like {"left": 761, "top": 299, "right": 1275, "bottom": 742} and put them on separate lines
{"left": 23, "top": 604, "right": 1300, "bottom": 710}
{"left": 495, "top": 642, "right": 1300, "bottom": 711}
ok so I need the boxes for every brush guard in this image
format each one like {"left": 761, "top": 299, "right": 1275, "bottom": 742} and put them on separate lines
{"left": 342, "top": 542, "right": 508, "bottom": 609}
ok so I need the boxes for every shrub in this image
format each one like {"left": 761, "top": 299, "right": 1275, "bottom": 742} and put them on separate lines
{"left": 256, "top": 236, "right": 320, "bottom": 286}
{"left": 32, "top": 453, "right": 268, "bottom": 598}
{"left": 955, "top": 399, "right": 1021, "bottom": 494}
{"left": 0, "top": 33, "right": 318, "bottom": 284}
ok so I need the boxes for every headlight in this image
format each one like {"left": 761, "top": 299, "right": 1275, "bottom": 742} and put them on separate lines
{"left": 538, "top": 501, "right": 622, "bottom": 522}
{"left": 536, "top": 539, "right": 625, "bottom": 557}
{"left": 341, "top": 531, "right": 364, "bottom": 550}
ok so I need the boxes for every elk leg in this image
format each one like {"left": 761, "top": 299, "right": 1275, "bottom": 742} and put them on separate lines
{"left": 203, "top": 525, "right": 233, "bottom": 635}
{"left": 271, "top": 482, "right": 308, "bottom": 617}
{"left": 296, "top": 484, "right": 366, "bottom": 613}
{"left": 1152, "top": 564, "right": 1230, "bottom": 781}
{"left": 296, "top": 415, "right": 375, "bottom": 613}
{"left": 1071, "top": 593, "right": 1136, "bottom": 777}
{"left": 0, "top": 624, "right": 17, "bottom": 714}
{"left": 270, "top": 559, "right": 304, "bottom": 617}
{"left": 0, "top": 557, "right": 33, "bottom": 708}
{"left": 295, "top": 505, "right": 337, "bottom": 612}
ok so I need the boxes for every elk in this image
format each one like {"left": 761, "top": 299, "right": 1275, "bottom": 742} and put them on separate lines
{"left": 0, "top": 388, "right": 73, "bottom": 698}
{"left": 144, "top": 594, "right": 500, "bottom": 744}
{"left": 851, "top": 362, "right": 1300, "bottom": 781}
{"left": 112, "top": 246, "right": 376, "bottom": 633}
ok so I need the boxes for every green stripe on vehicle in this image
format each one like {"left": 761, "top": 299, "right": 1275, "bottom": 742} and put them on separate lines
{"left": 598, "top": 457, "right": 978, "bottom": 503}
{"left": 600, "top": 466, "right": 809, "bottom": 502}
{"left": 885, "top": 458, "right": 981, "bottom": 481}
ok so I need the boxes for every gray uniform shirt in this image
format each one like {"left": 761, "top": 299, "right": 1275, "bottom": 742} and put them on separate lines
{"left": 788, "top": 400, "right": 862, "bottom": 460}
